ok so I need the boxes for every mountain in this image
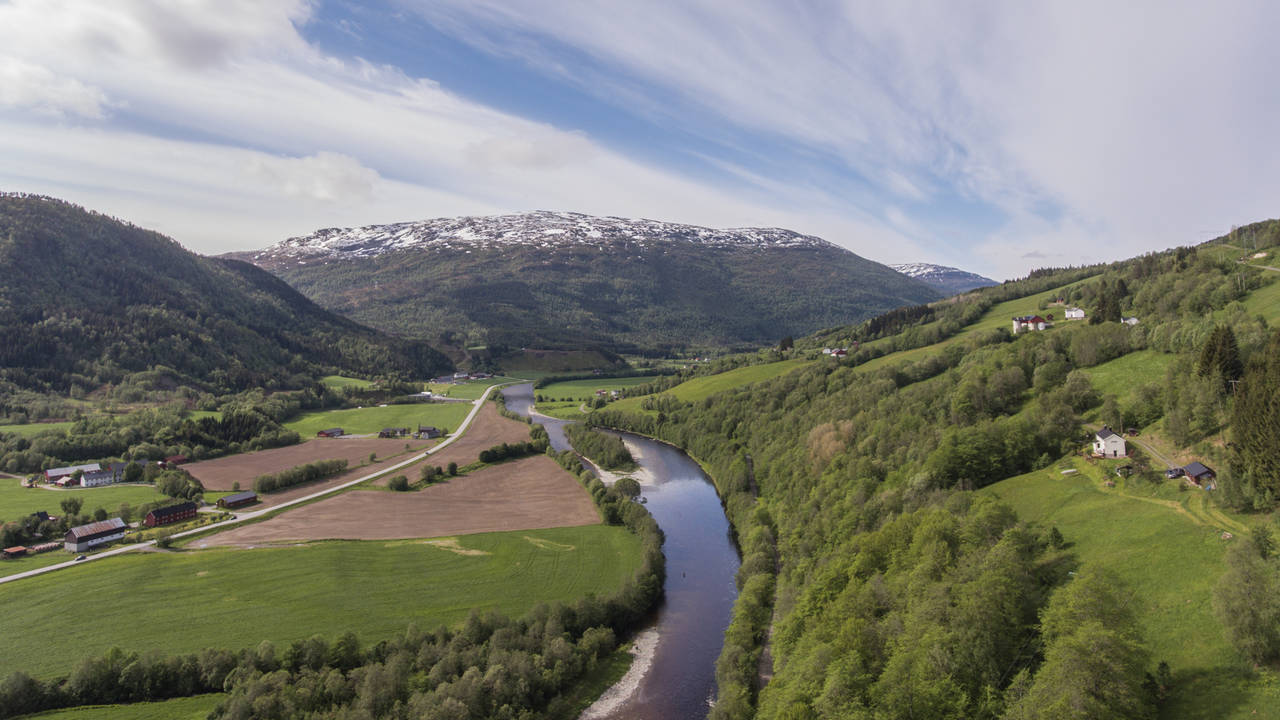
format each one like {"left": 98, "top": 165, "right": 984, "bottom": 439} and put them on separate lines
{"left": 233, "top": 211, "right": 941, "bottom": 353}
{"left": 0, "top": 194, "right": 452, "bottom": 395}
{"left": 890, "top": 262, "right": 997, "bottom": 295}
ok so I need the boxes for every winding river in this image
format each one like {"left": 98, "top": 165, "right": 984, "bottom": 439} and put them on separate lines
{"left": 503, "top": 383, "right": 741, "bottom": 719}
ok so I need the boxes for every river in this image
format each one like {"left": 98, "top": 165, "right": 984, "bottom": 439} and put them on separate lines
{"left": 503, "top": 383, "right": 741, "bottom": 720}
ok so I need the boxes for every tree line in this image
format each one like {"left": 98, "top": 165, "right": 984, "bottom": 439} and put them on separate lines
{"left": 254, "top": 459, "right": 348, "bottom": 494}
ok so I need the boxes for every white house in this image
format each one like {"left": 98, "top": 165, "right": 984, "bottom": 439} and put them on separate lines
{"left": 1121, "top": 317, "right": 1140, "bottom": 326}
{"left": 79, "top": 469, "right": 115, "bottom": 488}
{"left": 1065, "top": 307, "right": 1086, "bottom": 320}
{"left": 1093, "top": 427, "right": 1127, "bottom": 458}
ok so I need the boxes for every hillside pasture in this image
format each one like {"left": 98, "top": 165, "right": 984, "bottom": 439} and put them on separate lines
{"left": 610, "top": 358, "right": 810, "bottom": 414}
{"left": 16, "top": 694, "right": 224, "bottom": 720}
{"left": 203, "top": 455, "right": 599, "bottom": 546}
{"left": 0, "top": 421, "right": 73, "bottom": 437}
{"left": 537, "top": 376, "right": 657, "bottom": 401}
{"left": 283, "top": 402, "right": 470, "bottom": 437}
{"left": 980, "top": 458, "right": 1280, "bottom": 719}
{"left": 0, "top": 524, "right": 641, "bottom": 680}
{"left": 321, "top": 375, "right": 375, "bottom": 390}
{"left": 1083, "top": 349, "right": 1176, "bottom": 399}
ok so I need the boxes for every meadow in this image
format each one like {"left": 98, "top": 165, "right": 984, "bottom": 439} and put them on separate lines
{"left": 427, "top": 376, "right": 525, "bottom": 400}
{"left": 0, "top": 480, "right": 172, "bottom": 524}
{"left": 1082, "top": 348, "right": 1176, "bottom": 399}
{"left": 321, "top": 375, "right": 375, "bottom": 390}
{"left": 16, "top": 694, "right": 223, "bottom": 719}
{"left": 981, "top": 458, "right": 1280, "bottom": 719}
{"left": 0, "top": 524, "right": 642, "bottom": 679}
{"left": 283, "top": 402, "right": 471, "bottom": 436}
{"left": 609, "top": 358, "right": 811, "bottom": 414}
{"left": 537, "top": 376, "right": 658, "bottom": 401}
{"left": 0, "top": 421, "right": 73, "bottom": 437}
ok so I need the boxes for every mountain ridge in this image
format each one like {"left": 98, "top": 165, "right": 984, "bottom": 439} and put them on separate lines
{"left": 890, "top": 262, "right": 998, "bottom": 295}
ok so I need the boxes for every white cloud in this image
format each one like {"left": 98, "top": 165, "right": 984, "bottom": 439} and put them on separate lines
{"left": 247, "top": 152, "right": 380, "bottom": 203}
{"left": 0, "top": 57, "right": 110, "bottom": 118}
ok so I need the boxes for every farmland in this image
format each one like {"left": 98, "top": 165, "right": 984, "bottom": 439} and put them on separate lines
{"left": 184, "top": 436, "right": 435, "bottom": 492}
{"left": 538, "top": 376, "right": 658, "bottom": 401}
{"left": 16, "top": 694, "right": 223, "bottom": 719}
{"left": 981, "top": 458, "right": 1280, "bottom": 719}
{"left": 429, "top": 376, "right": 526, "bottom": 400}
{"left": 0, "top": 479, "right": 171, "bottom": 523}
{"left": 0, "top": 421, "right": 73, "bottom": 437}
{"left": 0, "top": 524, "right": 642, "bottom": 679}
{"left": 283, "top": 402, "right": 471, "bottom": 437}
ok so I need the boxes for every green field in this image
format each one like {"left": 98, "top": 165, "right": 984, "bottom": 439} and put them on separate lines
{"left": 321, "top": 375, "right": 375, "bottom": 390}
{"left": 1083, "top": 349, "right": 1176, "bottom": 399}
{"left": 538, "top": 377, "right": 658, "bottom": 401}
{"left": 0, "top": 480, "right": 171, "bottom": 524}
{"left": 610, "top": 358, "right": 811, "bottom": 414}
{"left": 981, "top": 458, "right": 1280, "bottom": 719}
{"left": 0, "top": 421, "right": 73, "bottom": 437}
{"left": 1243, "top": 276, "right": 1280, "bottom": 319}
{"left": 17, "top": 694, "right": 224, "bottom": 720}
{"left": 0, "top": 525, "right": 642, "bottom": 679}
{"left": 428, "top": 376, "right": 524, "bottom": 400}
{"left": 284, "top": 402, "right": 472, "bottom": 436}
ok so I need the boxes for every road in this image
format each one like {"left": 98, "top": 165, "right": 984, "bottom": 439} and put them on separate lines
{"left": 0, "top": 383, "right": 510, "bottom": 586}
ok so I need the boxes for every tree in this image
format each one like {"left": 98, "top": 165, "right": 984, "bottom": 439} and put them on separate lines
{"left": 447, "top": 462, "right": 458, "bottom": 476}
{"left": 92, "top": 507, "right": 107, "bottom": 522}
{"left": 369, "top": 452, "right": 377, "bottom": 463}
{"left": 117, "top": 503, "right": 133, "bottom": 524}
{"left": 778, "top": 335, "right": 794, "bottom": 351}
{"left": 1213, "top": 542, "right": 1280, "bottom": 663}
{"left": 1228, "top": 330, "right": 1280, "bottom": 507}
{"left": 60, "top": 497, "right": 83, "bottom": 517}
{"left": 122, "top": 462, "right": 142, "bottom": 484}
{"left": 1198, "top": 325, "right": 1243, "bottom": 391}
{"left": 614, "top": 477, "right": 641, "bottom": 499}
{"left": 388, "top": 475, "right": 410, "bottom": 492}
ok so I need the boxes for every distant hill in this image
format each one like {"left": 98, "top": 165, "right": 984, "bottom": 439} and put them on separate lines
{"left": 232, "top": 211, "right": 941, "bottom": 353}
{"left": 0, "top": 194, "right": 452, "bottom": 395}
{"left": 891, "top": 262, "right": 997, "bottom": 295}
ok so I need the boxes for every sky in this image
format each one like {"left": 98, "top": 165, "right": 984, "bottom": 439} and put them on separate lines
{"left": 1, "top": 1, "right": 1278, "bottom": 279}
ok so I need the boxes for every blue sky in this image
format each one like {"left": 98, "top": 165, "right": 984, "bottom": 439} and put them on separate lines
{"left": 2, "top": 1, "right": 1278, "bottom": 278}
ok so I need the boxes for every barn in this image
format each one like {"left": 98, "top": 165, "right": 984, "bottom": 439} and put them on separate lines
{"left": 64, "top": 518, "right": 128, "bottom": 552}
{"left": 144, "top": 501, "right": 198, "bottom": 527}
{"left": 217, "top": 491, "right": 259, "bottom": 509}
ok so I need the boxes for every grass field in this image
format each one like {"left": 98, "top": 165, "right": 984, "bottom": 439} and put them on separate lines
{"left": 428, "top": 376, "right": 524, "bottom": 400}
{"left": 0, "top": 525, "right": 642, "bottom": 679}
{"left": 1083, "top": 349, "right": 1176, "bottom": 399}
{"left": 538, "top": 377, "right": 657, "bottom": 401}
{"left": 1242, "top": 276, "right": 1280, "bottom": 319}
{"left": 322, "top": 375, "right": 375, "bottom": 390}
{"left": 610, "top": 358, "right": 811, "bottom": 414}
{"left": 981, "top": 457, "right": 1280, "bottom": 719}
{"left": 284, "top": 402, "right": 472, "bottom": 437}
{"left": 17, "top": 694, "right": 224, "bottom": 719}
{"left": 0, "top": 480, "right": 171, "bottom": 524}
{"left": 0, "top": 421, "right": 73, "bottom": 437}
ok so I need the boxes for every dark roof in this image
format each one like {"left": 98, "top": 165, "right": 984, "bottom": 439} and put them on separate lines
{"left": 1096, "top": 427, "right": 1119, "bottom": 440}
{"left": 147, "top": 502, "right": 197, "bottom": 519}
{"left": 66, "top": 518, "right": 127, "bottom": 540}
{"left": 320, "top": 428, "right": 344, "bottom": 434}
{"left": 1184, "top": 461, "right": 1215, "bottom": 477}
{"left": 221, "top": 490, "right": 258, "bottom": 505}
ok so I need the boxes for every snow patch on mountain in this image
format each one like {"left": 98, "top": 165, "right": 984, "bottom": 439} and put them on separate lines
{"left": 890, "top": 263, "right": 997, "bottom": 295}
{"left": 254, "top": 211, "right": 835, "bottom": 264}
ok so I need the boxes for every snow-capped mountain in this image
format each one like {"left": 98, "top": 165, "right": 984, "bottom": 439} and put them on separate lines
{"left": 251, "top": 211, "right": 832, "bottom": 266}
{"left": 232, "top": 211, "right": 940, "bottom": 353}
{"left": 890, "top": 263, "right": 997, "bottom": 296}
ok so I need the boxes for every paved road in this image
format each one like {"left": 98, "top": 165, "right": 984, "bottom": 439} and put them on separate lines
{"left": 0, "top": 383, "right": 510, "bottom": 586}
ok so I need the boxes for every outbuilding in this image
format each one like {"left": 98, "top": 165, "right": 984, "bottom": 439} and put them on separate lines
{"left": 2, "top": 547, "right": 27, "bottom": 559}
{"left": 64, "top": 518, "right": 128, "bottom": 552}
{"left": 217, "top": 491, "right": 258, "bottom": 509}
{"left": 143, "top": 501, "right": 198, "bottom": 527}
{"left": 1184, "top": 462, "right": 1217, "bottom": 485}
{"left": 43, "top": 463, "right": 100, "bottom": 482}
{"left": 316, "top": 428, "right": 345, "bottom": 438}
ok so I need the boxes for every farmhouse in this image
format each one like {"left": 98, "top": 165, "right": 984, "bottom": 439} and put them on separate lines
{"left": 43, "top": 463, "right": 100, "bottom": 482}
{"left": 1065, "top": 307, "right": 1086, "bottom": 319}
{"left": 1093, "top": 426, "right": 1127, "bottom": 457}
{"left": 64, "top": 518, "right": 128, "bottom": 552}
{"left": 378, "top": 427, "right": 409, "bottom": 438}
{"left": 1012, "top": 315, "right": 1049, "bottom": 333}
{"left": 79, "top": 469, "right": 116, "bottom": 488}
{"left": 1184, "top": 462, "right": 1216, "bottom": 486}
{"left": 164, "top": 455, "right": 188, "bottom": 467}
{"left": 417, "top": 425, "right": 443, "bottom": 439}
{"left": 218, "top": 490, "right": 258, "bottom": 509}
{"left": 144, "top": 501, "right": 198, "bottom": 527}
{"left": 316, "top": 428, "right": 345, "bottom": 438}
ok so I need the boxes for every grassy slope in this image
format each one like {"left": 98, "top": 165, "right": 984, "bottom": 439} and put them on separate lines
{"left": 429, "top": 376, "right": 526, "bottom": 400}
{"left": 1083, "top": 348, "right": 1176, "bottom": 398}
{"left": 0, "top": 421, "right": 74, "bottom": 437}
{"left": 981, "top": 458, "right": 1280, "bottom": 719}
{"left": 17, "top": 694, "right": 223, "bottom": 720}
{"left": 322, "top": 375, "right": 375, "bottom": 390}
{"left": 0, "top": 525, "right": 641, "bottom": 679}
{"left": 538, "top": 377, "right": 656, "bottom": 400}
{"left": 609, "top": 358, "right": 811, "bottom": 415}
{"left": 0, "top": 480, "right": 171, "bottom": 524}
{"left": 284, "top": 402, "right": 471, "bottom": 436}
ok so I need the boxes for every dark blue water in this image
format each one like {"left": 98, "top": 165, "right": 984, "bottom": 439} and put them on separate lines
{"left": 503, "top": 383, "right": 740, "bottom": 719}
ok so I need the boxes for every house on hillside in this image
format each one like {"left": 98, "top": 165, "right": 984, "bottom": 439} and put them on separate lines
{"left": 316, "top": 428, "right": 345, "bottom": 438}
{"left": 64, "top": 518, "right": 127, "bottom": 552}
{"left": 1012, "top": 315, "right": 1049, "bottom": 333}
{"left": 1183, "top": 462, "right": 1217, "bottom": 488}
{"left": 1065, "top": 307, "right": 1086, "bottom": 320}
{"left": 1093, "top": 426, "right": 1127, "bottom": 458}
{"left": 218, "top": 491, "right": 258, "bottom": 509}
{"left": 1121, "top": 316, "right": 1140, "bottom": 326}
{"left": 144, "top": 501, "right": 198, "bottom": 527}
{"left": 79, "top": 468, "right": 117, "bottom": 488}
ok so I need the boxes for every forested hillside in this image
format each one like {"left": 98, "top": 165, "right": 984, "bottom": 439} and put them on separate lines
{"left": 590, "top": 237, "right": 1280, "bottom": 719}
{"left": 0, "top": 194, "right": 452, "bottom": 402}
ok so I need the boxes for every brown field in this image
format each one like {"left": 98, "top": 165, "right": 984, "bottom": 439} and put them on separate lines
{"left": 186, "top": 437, "right": 436, "bottom": 492}
{"left": 374, "top": 403, "right": 532, "bottom": 486}
{"left": 200, "top": 455, "right": 600, "bottom": 546}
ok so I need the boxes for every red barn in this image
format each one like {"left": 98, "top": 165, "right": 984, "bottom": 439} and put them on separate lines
{"left": 144, "top": 501, "right": 198, "bottom": 527}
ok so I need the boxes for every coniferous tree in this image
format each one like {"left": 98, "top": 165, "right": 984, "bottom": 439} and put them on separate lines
{"left": 1229, "top": 330, "right": 1280, "bottom": 507}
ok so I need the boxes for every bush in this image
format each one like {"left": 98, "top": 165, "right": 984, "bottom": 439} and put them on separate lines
{"left": 254, "top": 459, "right": 348, "bottom": 494}
{"left": 387, "top": 475, "right": 410, "bottom": 492}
